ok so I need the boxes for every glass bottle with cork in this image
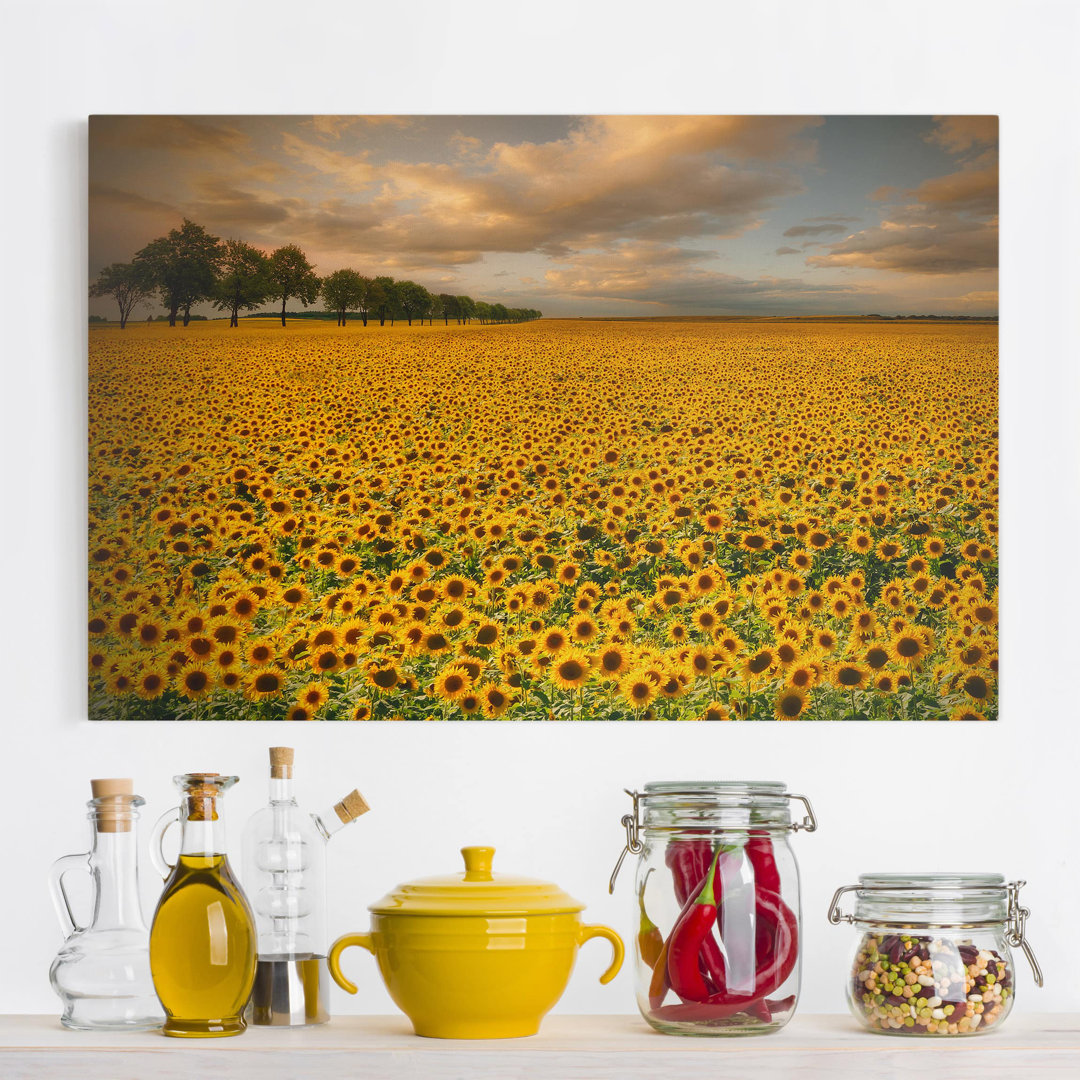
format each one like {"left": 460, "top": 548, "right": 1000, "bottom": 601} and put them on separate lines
{"left": 242, "top": 746, "right": 370, "bottom": 1026}
{"left": 149, "top": 772, "right": 257, "bottom": 1037}
{"left": 48, "top": 778, "right": 164, "bottom": 1030}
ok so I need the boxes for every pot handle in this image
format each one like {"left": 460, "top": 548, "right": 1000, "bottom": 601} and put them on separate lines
{"left": 577, "top": 923, "right": 624, "bottom": 985}
{"left": 327, "top": 932, "right": 375, "bottom": 995}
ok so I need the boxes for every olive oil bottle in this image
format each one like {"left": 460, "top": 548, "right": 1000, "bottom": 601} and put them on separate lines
{"left": 149, "top": 773, "right": 256, "bottom": 1037}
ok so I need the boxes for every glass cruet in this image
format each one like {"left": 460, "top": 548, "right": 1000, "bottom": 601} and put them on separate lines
{"left": 149, "top": 772, "right": 257, "bottom": 1038}
{"left": 48, "top": 778, "right": 164, "bottom": 1030}
{"left": 241, "top": 746, "right": 370, "bottom": 1026}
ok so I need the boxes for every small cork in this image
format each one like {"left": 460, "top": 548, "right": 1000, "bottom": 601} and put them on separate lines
{"left": 184, "top": 773, "right": 222, "bottom": 822}
{"left": 270, "top": 746, "right": 294, "bottom": 779}
{"left": 91, "top": 778, "right": 134, "bottom": 833}
{"left": 334, "top": 789, "right": 371, "bottom": 825}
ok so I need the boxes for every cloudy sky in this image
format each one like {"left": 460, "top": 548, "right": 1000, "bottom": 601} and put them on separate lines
{"left": 89, "top": 114, "right": 998, "bottom": 317}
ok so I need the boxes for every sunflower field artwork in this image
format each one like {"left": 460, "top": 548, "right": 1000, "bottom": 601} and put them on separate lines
{"left": 88, "top": 116, "right": 998, "bottom": 721}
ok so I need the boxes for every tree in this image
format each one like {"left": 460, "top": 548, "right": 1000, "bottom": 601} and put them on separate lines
{"left": 212, "top": 240, "right": 271, "bottom": 327}
{"left": 457, "top": 295, "right": 476, "bottom": 324}
{"left": 490, "top": 303, "right": 509, "bottom": 323}
{"left": 268, "top": 244, "right": 319, "bottom": 326}
{"left": 395, "top": 280, "right": 430, "bottom": 326}
{"left": 438, "top": 293, "right": 460, "bottom": 325}
{"left": 321, "top": 268, "right": 366, "bottom": 326}
{"left": 373, "top": 275, "right": 396, "bottom": 325}
{"left": 89, "top": 262, "right": 153, "bottom": 328}
{"left": 134, "top": 219, "right": 223, "bottom": 327}
{"left": 355, "top": 275, "right": 378, "bottom": 327}
{"left": 474, "top": 300, "right": 492, "bottom": 324}
{"left": 428, "top": 293, "right": 443, "bottom": 326}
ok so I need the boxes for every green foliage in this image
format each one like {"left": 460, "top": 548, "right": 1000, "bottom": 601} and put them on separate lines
{"left": 212, "top": 239, "right": 272, "bottom": 327}
{"left": 89, "top": 261, "right": 154, "bottom": 328}
{"left": 268, "top": 244, "right": 320, "bottom": 325}
{"left": 134, "top": 219, "right": 223, "bottom": 327}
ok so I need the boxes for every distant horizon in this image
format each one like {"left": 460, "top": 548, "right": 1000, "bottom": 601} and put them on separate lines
{"left": 90, "top": 115, "right": 998, "bottom": 320}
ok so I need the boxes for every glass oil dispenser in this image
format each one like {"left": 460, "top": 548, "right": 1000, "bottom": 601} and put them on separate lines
{"left": 48, "top": 779, "right": 163, "bottom": 1030}
{"left": 242, "top": 747, "right": 370, "bottom": 1026}
{"left": 149, "top": 773, "right": 257, "bottom": 1037}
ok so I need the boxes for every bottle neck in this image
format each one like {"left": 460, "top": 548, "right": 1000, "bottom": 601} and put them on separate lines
{"left": 180, "top": 804, "right": 228, "bottom": 856}
{"left": 90, "top": 824, "right": 146, "bottom": 931}
{"left": 312, "top": 805, "right": 349, "bottom": 842}
{"left": 269, "top": 777, "right": 296, "bottom": 803}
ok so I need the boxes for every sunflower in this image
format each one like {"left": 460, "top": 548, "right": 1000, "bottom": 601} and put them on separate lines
{"left": 961, "top": 673, "right": 993, "bottom": 701}
{"left": 434, "top": 664, "right": 472, "bottom": 702}
{"left": 245, "top": 668, "right": 285, "bottom": 701}
{"left": 286, "top": 705, "right": 313, "bottom": 722}
{"left": 863, "top": 644, "right": 890, "bottom": 670}
{"left": 789, "top": 548, "right": 813, "bottom": 571}
{"left": 619, "top": 670, "right": 655, "bottom": 709}
{"left": 848, "top": 530, "right": 873, "bottom": 554}
{"left": 458, "top": 692, "right": 482, "bottom": 716}
{"left": 743, "top": 648, "right": 775, "bottom": 679}
{"left": 813, "top": 628, "right": 838, "bottom": 654}
{"left": 367, "top": 660, "right": 400, "bottom": 692}
{"left": 310, "top": 646, "right": 341, "bottom": 675}
{"left": 774, "top": 686, "right": 809, "bottom": 721}
{"left": 551, "top": 649, "right": 591, "bottom": 690}
{"left": 890, "top": 632, "right": 927, "bottom": 664}
{"left": 874, "top": 673, "right": 896, "bottom": 692}
{"left": 134, "top": 666, "right": 167, "bottom": 700}
{"left": 875, "top": 539, "right": 903, "bottom": 560}
{"left": 687, "top": 646, "right": 714, "bottom": 678}
{"left": 349, "top": 700, "right": 372, "bottom": 721}
{"left": 700, "top": 702, "right": 730, "bottom": 722}
{"left": 178, "top": 664, "right": 214, "bottom": 701}
{"left": 954, "top": 642, "right": 988, "bottom": 667}
{"left": 831, "top": 662, "right": 868, "bottom": 690}
{"left": 481, "top": 683, "right": 514, "bottom": 719}
{"left": 570, "top": 616, "right": 600, "bottom": 644}
{"left": 473, "top": 621, "right": 501, "bottom": 647}
{"left": 595, "top": 644, "right": 630, "bottom": 678}
{"left": 297, "top": 681, "right": 329, "bottom": 710}
{"left": 280, "top": 585, "right": 308, "bottom": 608}
{"left": 246, "top": 639, "right": 275, "bottom": 666}
{"left": 540, "top": 627, "right": 570, "bottom": 654}
{"left": 950, "top": 705, "right": 988, "bottom": 722}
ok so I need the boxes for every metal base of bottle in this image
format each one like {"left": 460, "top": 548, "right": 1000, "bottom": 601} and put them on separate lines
{"left": 249, "top": 955, "right": 330, "bottom": 1026}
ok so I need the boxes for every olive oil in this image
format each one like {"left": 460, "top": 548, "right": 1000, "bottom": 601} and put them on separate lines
{"left": 148, "top": 773, "right": 257, "bottom": 1038}
{"left": 150, "top": 854, "right": 257, "bottom": 1037}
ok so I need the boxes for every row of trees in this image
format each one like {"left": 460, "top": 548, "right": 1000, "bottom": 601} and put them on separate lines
{"left": 90, "top": 219, "right": 542, "bottom": 329}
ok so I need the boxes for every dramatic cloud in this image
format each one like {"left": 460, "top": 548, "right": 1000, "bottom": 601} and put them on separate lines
{"left": 783, "top": 223, "right": 847, "bottom": 238}
{"left": 807, "top": 117, "right": 997, "bottom": 278}
{"left": 775, "top": 246, "right": 800, "bottom": 255}
{"left": 925, "top": 115, "right": 998, "bottom": 155}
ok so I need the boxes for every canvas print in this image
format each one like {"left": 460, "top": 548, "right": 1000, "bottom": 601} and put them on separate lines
{"left": 88, "top": 115, "right": 998, "bottom": 721}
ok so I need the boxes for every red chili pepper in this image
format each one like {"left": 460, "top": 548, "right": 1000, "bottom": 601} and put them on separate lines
{"left": 666, "top": 849, "right": 721, "bottom": 1002}
{"left": 664, "top": 838, "right": 713, "bottom": 906}
{"left": 745, "top": 831, "right": 781, "bottom": 895}
{"left": 705, "top": 888, "right": 799, "bottom": 1006}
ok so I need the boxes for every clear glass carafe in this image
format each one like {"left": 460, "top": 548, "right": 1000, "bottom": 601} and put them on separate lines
{"left": 828, "top": 874, "right": 1043, "bottom": 1036}
{"left": 610, "top": 781, "right": 818, "bottom": 1036}
{"left": 149, "top": 773, "right": 257, "bottom": 1037}
{"left": 241, "top": 746, "right": 369, "bottom": 1026}
{"left": 48, "top": 779, "right": 164, "bottom": 1030}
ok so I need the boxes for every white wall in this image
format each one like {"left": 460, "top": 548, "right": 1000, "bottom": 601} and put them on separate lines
{"left": 2, "top": 0, "right": 1078, "bottom": 1020}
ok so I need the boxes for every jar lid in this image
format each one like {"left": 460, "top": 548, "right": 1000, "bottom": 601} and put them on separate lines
{"left": 368, "top": 846, "right": 585, "bottom": 917}
{"left": 639, "top": 781, "right": 806, "bottom": 833}
{"left": 854, "top": 873, "right": 1008, "bottom": 926}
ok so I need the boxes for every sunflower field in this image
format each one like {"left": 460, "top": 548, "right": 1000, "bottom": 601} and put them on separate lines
{"left": 88, "top": 318, "right": 998, "bottom": 721}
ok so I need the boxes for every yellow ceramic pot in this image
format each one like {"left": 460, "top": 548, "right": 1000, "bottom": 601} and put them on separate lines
{"left": 328, "top": 846, "right": 623, "bottom": 1039}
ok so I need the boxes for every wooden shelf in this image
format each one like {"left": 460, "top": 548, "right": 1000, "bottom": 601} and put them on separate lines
{"left": 2, "top": 1014, "right": 1078, "bottom": 1079}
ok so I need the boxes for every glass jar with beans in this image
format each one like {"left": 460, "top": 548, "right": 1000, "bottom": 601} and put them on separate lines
{"left": 828, "top": 874, "right": 1043, "bottom": 1036}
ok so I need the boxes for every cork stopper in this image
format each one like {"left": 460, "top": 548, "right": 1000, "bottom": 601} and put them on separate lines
{"left": 270, "top": 746, "right": 294, "bottom": 779}
{"left": 90, "top": 778, "right": 134, "bottom": 833}
{"left": 334, "top": 788, "right": 371, "bottom": 825}
{"left": 184, "top": 773, "right": 221, "bottom": 822}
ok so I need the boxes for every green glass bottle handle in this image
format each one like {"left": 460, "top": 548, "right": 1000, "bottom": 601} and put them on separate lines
{"left": 149, "top": 807, "right": 181, "bottom": 880}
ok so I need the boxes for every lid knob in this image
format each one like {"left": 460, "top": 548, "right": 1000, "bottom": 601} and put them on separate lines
{"left": 462, "top": 846, "right": 495, "bottom": 882}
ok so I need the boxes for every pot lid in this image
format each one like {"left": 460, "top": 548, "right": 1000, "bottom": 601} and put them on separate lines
{"left": 369, "top": 846, "right": 585, "bottom": 916}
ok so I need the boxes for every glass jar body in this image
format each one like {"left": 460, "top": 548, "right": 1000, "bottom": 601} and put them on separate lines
{"left": 634, "top": 828, "right": 801, "bottom": 1036}
{"left": 846, "top": 925, "right": 1014, "bottom": 1036}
